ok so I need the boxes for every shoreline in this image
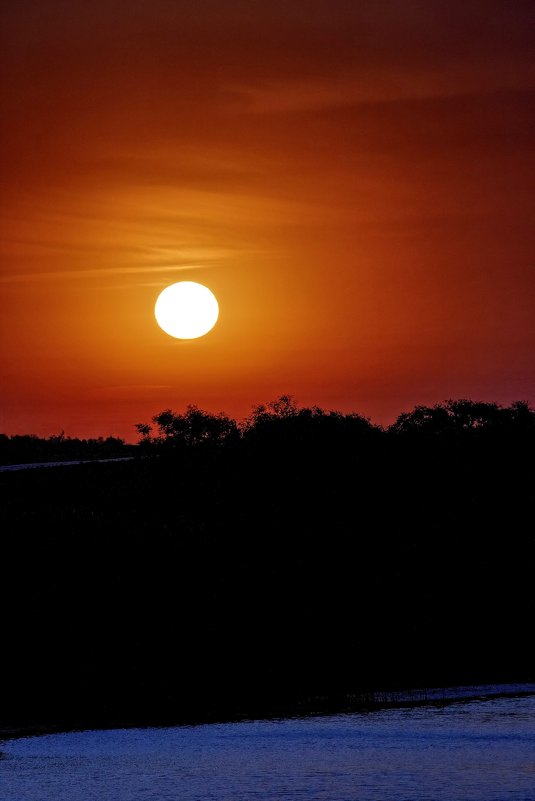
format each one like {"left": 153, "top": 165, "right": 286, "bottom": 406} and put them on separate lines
{"left": 0, "top": 456, "right": 135, "bottom": 472}
{"left": 2, "top": 682, "right": 535, "bottom": 742}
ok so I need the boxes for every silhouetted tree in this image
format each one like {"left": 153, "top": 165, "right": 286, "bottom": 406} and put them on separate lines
{"left": 242, "top": 394, "right": 378, "bottom": 445}
{"left": 137, "top": 405, "right": 239, "bottom": 453}
{"left": 389, "top": 398, "right": 535, "bottom": 436}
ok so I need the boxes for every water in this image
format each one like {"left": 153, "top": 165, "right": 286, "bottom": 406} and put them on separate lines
{"left": 0, "top": 456, "right": 134, "bottom": 472}
{"left": 2, "top": 693, "right": 535, "bottom": 801}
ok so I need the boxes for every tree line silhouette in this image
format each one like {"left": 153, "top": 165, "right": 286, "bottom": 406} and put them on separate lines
{"left": 0, "top": 432, "right": 134, "bottom": 465}
{"left": 0, "top": 396, "right": 533, "bottom": 732}
{"left": 1, "top": 395, "right": 532, "bottom": 463}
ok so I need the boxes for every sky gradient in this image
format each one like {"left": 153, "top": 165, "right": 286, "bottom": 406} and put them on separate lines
{"left": 1, "top": 0, "right": 534, "bottom": 441}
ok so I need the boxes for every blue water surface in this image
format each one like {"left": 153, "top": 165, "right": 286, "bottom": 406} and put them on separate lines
{"left": 2, "top": 692, "right": 535, "bottom": 801}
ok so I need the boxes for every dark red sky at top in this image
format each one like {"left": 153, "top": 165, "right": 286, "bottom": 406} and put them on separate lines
{"left": 1, "top": 0, "right": 534, "bottom": 441}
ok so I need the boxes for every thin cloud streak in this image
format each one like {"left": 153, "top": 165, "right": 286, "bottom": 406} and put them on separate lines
{"left": 234, "top": 71, "right": 535, "bottom": 115}
{"left": 0, "top": 264, "right": 206, "bottom": 285}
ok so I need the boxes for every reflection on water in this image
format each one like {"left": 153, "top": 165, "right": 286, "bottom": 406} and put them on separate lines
{"left": 2, "top": 693, "right": 535, "bottom": 801}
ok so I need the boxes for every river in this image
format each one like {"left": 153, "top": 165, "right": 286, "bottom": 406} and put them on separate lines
{"left": 2, "top": 691, "right": 534, "bottom": 800}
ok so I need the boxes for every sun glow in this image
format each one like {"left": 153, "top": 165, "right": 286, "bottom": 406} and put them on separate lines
{"left": 154, "top": 281, "right": 219, "bottom": 339}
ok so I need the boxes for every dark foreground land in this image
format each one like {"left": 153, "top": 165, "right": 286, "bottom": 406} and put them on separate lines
{"left": 0, "top": 398, "right": 533, "bottom": 734}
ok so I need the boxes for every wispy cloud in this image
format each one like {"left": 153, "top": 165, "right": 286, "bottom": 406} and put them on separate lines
{"left": 234, "top": 68, "right": 535, "bottom": 114}
{"left": 0, "top": 264, "right": 205, "bottom": 285}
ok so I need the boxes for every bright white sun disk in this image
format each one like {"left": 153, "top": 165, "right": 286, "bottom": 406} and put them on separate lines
{"left": 154, "top": 281, "right": 219, "bottom": 339}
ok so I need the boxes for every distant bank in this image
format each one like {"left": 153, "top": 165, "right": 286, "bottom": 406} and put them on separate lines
{"left": 1, "top": 683, "right": 535, "bottom": 742}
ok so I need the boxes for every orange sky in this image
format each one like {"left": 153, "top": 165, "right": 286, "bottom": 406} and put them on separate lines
{"left": 1, "top": 0, "right": 534, "bottom": 442}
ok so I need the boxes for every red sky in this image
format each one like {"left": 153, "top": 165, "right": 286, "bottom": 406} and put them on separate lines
{"left": 1, "top": 0, "right": 534, "bottom": 442}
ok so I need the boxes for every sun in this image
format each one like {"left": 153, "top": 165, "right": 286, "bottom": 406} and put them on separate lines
{"left": 154, "top": 281, "right": 219, "bottom": 339}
